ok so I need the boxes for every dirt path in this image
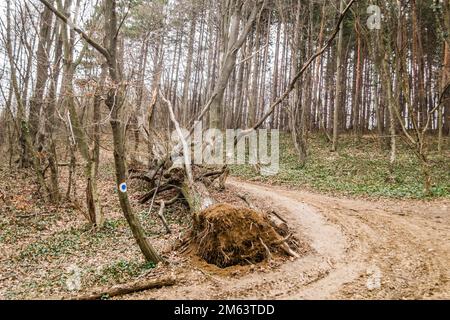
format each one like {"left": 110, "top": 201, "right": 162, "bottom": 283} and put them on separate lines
{"left": 136, "top": 179, "right": 450, "bottom": 300}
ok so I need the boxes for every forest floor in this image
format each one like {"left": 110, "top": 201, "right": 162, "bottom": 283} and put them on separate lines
{"left": 128, "top": 179, "right": 450, "bottom": 299}
{"left": 232, "top": 133, "right": 450, "bottom": 199}
{"left": 0, "top": 134, "right": 449, "bottom": 299}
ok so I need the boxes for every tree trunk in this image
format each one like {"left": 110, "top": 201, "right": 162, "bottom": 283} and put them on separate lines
{"left": 182, "top": 16, "right": 197, "bottom": 126}
{"left": 331, "top": 0, "right": 345, "bottom": 152}
{"left": 5, "top": 0, "right": 49, "bottom": 200}
{"left": 103, "top": 0, "right": 162, "bottom": 263}
{"left": 440, "top": 41, "right": 450, "bottom": 149}
{"left": 43, "top": 19, "right": 63, "bottom": 203}
{"left": 29, "top": 2, "right": 54, "bottom": 143}
{"left": 209, "top": 2, "right": 262, "bottom": 129}
{"left": 59, "top": 0, "right": 103, "bottom": 227}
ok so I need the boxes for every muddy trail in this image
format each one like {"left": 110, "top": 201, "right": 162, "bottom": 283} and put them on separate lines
{"left": 134, "top": 179, "right": 450, "bottom": 300}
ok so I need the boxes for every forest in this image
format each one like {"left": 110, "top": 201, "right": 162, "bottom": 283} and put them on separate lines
{"left": 0, "top": 0, "right": 449, "bottom": 300}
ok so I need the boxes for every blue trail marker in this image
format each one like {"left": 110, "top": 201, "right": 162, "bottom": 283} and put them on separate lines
{"left": 119, "top": 182, "right": 127, "bottom": 193}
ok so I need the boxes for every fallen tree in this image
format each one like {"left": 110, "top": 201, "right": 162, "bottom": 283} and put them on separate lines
{"left": 190, "top": 203, "right": 299, "bottom": 267}
{"left": 129, "top": 2, "right": 356, "bottom": 267}
{"left": 41, "top": 0, "right": 356, "bottom": 266}
{"left": 134, "top": 94, "right": 300, "bottom": 267}
{"left": 66, "top": 276, "right": 176, "bottom": 300}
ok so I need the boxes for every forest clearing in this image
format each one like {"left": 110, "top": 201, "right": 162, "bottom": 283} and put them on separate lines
{"left": 0, "top": 0, "right": 449, "bottom": 303}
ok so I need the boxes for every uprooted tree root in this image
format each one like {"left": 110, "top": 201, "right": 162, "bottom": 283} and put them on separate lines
{"left": 131, "top": 158, "right": 301, "bottom": 268}
{"left": 188, "top": 203, "right": 299, "bottom": 268}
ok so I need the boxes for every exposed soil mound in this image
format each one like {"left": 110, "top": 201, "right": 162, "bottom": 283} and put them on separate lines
{"left": 191, "top": 203, "right": 293, "bottom": 268}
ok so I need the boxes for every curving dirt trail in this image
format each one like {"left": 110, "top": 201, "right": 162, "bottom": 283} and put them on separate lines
{"left": 137, "top": 179, "right": 450, "bottom": 300}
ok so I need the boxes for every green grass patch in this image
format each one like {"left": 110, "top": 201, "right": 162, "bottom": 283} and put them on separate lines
{"left": 17, "top": 220, "right": 128, "bottom": 262}
{"left": 18, "top": 229, "right": 83, "bottom": 261}
{"left": 97, "top": 259, "right": 156, "bottom": 284}
{"left": 231, "top": 133, "right": 450, "bottom": 199}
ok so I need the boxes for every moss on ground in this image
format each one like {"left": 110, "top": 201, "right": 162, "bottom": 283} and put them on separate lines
{"left": 231, "top": 133, "right": 450, "bottom": 199}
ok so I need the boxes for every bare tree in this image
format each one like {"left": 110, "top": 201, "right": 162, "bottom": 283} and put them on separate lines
{"left": 39, "top": 0, "right": 162, "bottom": 263}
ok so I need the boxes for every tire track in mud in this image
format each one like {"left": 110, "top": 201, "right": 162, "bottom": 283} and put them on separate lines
{"left": 230, "top": 179, "right": 450, "bottom": 299}
{"left": 136, "top": 179, "right": 449, "bottom": 299}
{"left": 225, "top": 180, "right": 364, "bottom": 300}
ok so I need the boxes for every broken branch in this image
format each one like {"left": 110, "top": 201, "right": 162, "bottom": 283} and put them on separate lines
{"left": 66, "top": 276, "right": 176, "bottom": 300}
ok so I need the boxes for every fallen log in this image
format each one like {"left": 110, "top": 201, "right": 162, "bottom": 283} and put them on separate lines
{"left": 129, "top": 171, "right": 157, "bottom": 184}
{"left": 181, "top": 179, "right": 215, "bottom": 217}
{"left": 267, "top": 212, "right": 289, "bottom": 236}
{"left": 139, "top": 184, "right": 176, "bottom": 204}
{"left": 66, "top": 276, "right": 176, "bottom": 300}
{"left": 134, "top": 95, "right": 301, "bottom": 268}
{"left": 156, "top": 193, "right": 180, "bottom": 206}
{"left": 197, "top": 168, "right": 226, "bottom": 181}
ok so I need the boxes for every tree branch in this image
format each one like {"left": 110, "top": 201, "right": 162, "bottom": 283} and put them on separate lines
{"left": 243, "top": 0, "right": 358, "bottom": 134}
{"left": 38, "top": 0, "right": 111, "bottom": 61}
{"left": 159, "top": 90, "right": 194, "bottom": 184}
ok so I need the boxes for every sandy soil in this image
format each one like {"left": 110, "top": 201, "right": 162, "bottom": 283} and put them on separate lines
{"left": 131, "top": 178, "right": 450, "bottom": 300}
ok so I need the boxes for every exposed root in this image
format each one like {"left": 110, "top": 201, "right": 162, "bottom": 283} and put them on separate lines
{"left": 259, "top": 237, "right": 273, "bottom": 261}
{"left": 189, "top": 203, "right": 299, "bottom": 268}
